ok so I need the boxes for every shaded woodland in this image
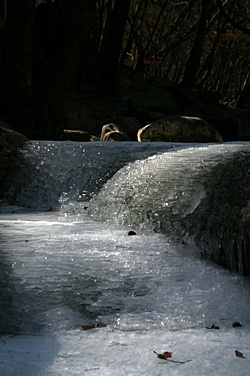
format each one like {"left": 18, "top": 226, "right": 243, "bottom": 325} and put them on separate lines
{"left": 0, "top": 0, "right": 250, "bottom": 139}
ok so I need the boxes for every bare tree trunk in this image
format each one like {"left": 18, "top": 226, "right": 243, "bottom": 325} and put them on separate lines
{"left": 97, "top": 0, "right": 132, "bottom": 93}
{"left": 0, "top": 0, "right": 5, "bottom": 19}
{"left": 3, "top": 0, "right": 34, "bottom": 135}
{"left": 181, "top": 0, "right": 211, "bottom": 89}
{"left": 33, "top": 0, "right": 95, "bottom": 139}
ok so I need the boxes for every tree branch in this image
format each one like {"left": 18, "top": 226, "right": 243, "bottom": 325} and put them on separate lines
{"left": 216, "top": 0, "right": 250, "bottom": 36}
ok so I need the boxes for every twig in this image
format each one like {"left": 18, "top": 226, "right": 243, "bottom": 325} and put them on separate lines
{"left": 109, "top": 341, "right": 128, "bottom": 347}
{"left": 106, "top": 359, "right": 114, "bottom": 366}
{"left": 84, "top": 367, "right": 100, "bottom": 372}
{"left": 112, "top": 327, "right": 149, "bottom": 332}
{"left": 165, "top": 359, "right": 192, "bottom": 364}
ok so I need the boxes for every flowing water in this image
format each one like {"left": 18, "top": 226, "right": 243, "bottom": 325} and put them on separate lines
{"left": 0, "top": 141, "right": 250, "bottom": 376}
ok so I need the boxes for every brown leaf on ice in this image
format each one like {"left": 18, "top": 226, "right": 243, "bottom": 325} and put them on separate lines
{"left": 81, "top": 323, "right": 100, "bottom": 331}
{"left": 153, "top": 351, "right": 173, "bottom": 360}
{"left": 153, "top": 351, "right": 192, "bottom": 364}
{"left": 235, "top": 350, "right": 246, "bottom": 358}
{"left": 206, "top": 324, "right": 220, "bottom": 330}
{"left": 232, "top": 322, "right": 242, "bottom": 328}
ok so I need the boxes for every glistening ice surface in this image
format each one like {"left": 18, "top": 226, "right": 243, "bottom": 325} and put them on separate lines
{"left": 88, "top": 143, "right": 250, "bottom": 273}
{"left": 0, "top": 211, "right": 250, "bottom": 376}
{"left": 0, "top": 141, "right": 250, "bottom": 375}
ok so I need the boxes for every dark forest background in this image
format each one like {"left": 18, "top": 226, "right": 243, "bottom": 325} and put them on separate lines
{"left": 0, "top": 0, "right": 250, "bottom": 140}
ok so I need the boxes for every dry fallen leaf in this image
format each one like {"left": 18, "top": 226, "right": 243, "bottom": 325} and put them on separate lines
{"left": 153, "top": 351, "right": 173, "bottom": 360}
{"left": 81, "top": 323, "right": 100, "bottom": 331}
{"left": 232, "top": 322, "right": 242, "bottom": 328}
{"left": 128, "top": 230, "right": 136, "bottom": 236}
{"left": 235, "top": 350, "right": 246, "bottom": 358}
{"left": 153, "top": 351, "right": 192, "bottom": 364}
{"left": 206, "top": 324, "right": 220, "bottom": 330}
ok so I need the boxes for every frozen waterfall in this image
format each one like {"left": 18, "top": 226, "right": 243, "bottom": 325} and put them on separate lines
{"left": 0, "top": 141, "right": 250, "bottom": 376}
{"left": 88, "top": 143, "right": 250, "bottom": 275}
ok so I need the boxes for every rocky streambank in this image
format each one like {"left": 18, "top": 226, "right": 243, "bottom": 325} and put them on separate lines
{"left": 63, "top": 82, "right": 246, "bottom": 143}
{"left": 0, "top": 123, "right": 28, "bottom": 187}
{"left": 0, "top": 82, "right": 248, "bottom": 189}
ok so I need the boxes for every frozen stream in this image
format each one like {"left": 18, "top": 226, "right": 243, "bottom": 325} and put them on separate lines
{"left": 0, "top": 141, "right": 250, "bottom": 375}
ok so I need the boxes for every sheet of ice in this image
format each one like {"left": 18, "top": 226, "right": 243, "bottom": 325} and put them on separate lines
{"left": 1, "top": 141, "right": 250, "bottom": 375}
{"left": 1, "top": 141, "right": 187, "bottom": 210}
{"left": 1, "top": 328, "right": 250, "bottom": 376}
{"left": 88, "top": 144, "right": 249, "bottom": 226}
{"left": 87, "top": 143, "right": 250, "bottom": 273}
{"left": 0, "top": 211, "right": 250, "bottom": 375}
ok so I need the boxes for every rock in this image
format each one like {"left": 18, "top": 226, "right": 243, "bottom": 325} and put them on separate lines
{"left": 100, "top": 123, "right": 130, "bottom": 141}
{"left": 127, "top": 86, "right": 178, "bottom": 123}
{"left": 116, "top": 66, "right": 134, "bottom": 93}
{"left": 201, "top": 105, "right": 241, "bottom": 141}
{"left": 65, "top": 101, "right": 98, "bottom": 134}
{"left": 232, "top": 322, "right": 242, "bottom": 328}
{"left": 108, "top": 96, "right": 130, "bottom": 117}
{"left": 63, "top": 129, "right": 93, "bottom": 141}
{"left": 116, "top": 66, "right": 149, "bottom": 95}
{"left": 99, "top": 116, "right": 141, "bottom": 141}
{"left": 137, "top": 116, "right": 223, "bottom": 142}
{"left": 238, "top": 112, "right": 250, "bottom": 140}
{"left": 0, "top": 125, "right": 28, "bottom": 184}
{"left": 128, "top": 230, "right": 136, "bottom": 236}
{"left": 102, "top": 131, "right": 129, "bottom": 142}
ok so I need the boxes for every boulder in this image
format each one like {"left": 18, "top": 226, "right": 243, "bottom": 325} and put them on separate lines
{"left": 127, "top": 86, "right": 178, "bottom": 123}
{"left": 65, "top": 101, "right": 98, "bottom": 135}
{"left": 137, "top": 116, "right": 223, "bottom": 142}
{"left": 99, "top": 116, "right": 141, "bottom": 141}
{"left": 100, "top": 123, "right": 130, "bottom": 141}
{"left": 107, "top": 95, "right": 130, "bottom": 117}
{"left": 238, "top": 112, "right": 250, "bottom": 140}
{"left": 0, "top": 124, "right": 28, "bottom": 184}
